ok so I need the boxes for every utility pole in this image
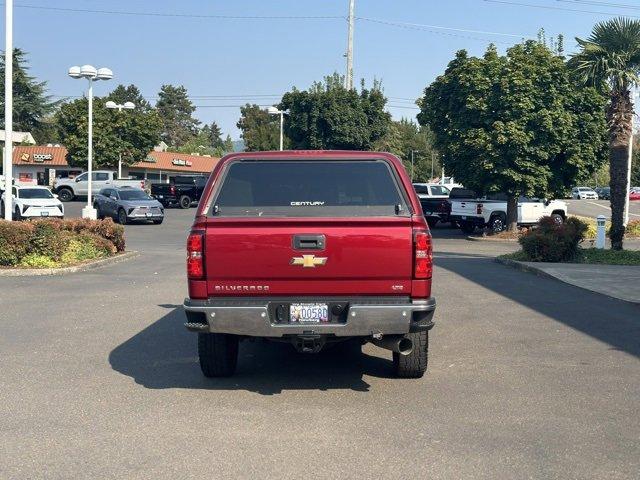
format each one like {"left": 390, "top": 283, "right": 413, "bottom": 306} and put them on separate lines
{"left": 410, "top": 150, "right": 419, "bottom": 181}
{"left": 345, "top": 0, "right": 355, "bottom": 90}
{"left": 3, "top": 0, "right": 13, "bottom": 221}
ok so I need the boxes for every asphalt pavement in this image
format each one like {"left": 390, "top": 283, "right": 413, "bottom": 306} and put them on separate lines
{"left": 0, "top": 204, "right": 639, "bottom": 479}
{"left": 566, "top": 198, "right": 640, "bottom": 220}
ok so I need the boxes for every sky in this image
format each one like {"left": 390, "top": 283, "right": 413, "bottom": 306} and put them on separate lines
{"left": 2, "top": 0, "right": 636, "bottom": 140}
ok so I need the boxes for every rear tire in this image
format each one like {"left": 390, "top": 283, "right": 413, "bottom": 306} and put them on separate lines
{"left": 57, "top": 188, "right": 74, "bottom": 202}
{"left": 198, "top": 333, "right": 239, "bottom": 377}
{"left": 426, "top": 217, "right": 438, "bottom": 229}
{"left": 460, "top": 221, "right": 476, "bottom": 234}
{"left": 551, "top": 213, "right": 564, "bottom": 225}
{"left": 95, "top": 204, "right": 104, "bottom": 220}
{"left": 179, "top": 195, "right": 192, "bottom": 209}
{"left": 394, "top": 331, "right": 428, "bottom": 378}
{"left": 488, "top": 213, "right": 506, "bottom": 234}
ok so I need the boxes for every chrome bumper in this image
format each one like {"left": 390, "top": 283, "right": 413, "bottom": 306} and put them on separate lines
{"left": 183, "top": 297, "right": 436, "bottom": 337}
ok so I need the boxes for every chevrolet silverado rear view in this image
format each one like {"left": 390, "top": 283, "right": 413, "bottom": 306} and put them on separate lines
{"left": 183, "top": 151, "right": 436, "bottom": 378}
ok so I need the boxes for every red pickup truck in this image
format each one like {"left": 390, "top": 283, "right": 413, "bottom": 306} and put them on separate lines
{"left": 183, "top": 151, "right": 436, "bottom": 378}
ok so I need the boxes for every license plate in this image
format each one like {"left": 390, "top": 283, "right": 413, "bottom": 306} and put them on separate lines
{"left": 145, "top": 212, "right": 153, "bottom": 217}
{"left": 290, "top": 303, "right": 329, "bottom": 323}
{"left": 40, "top": 211, "right": 49, "bottom": 217}
{"left": 461, "top": 215, "right": 467, "bottom": 220}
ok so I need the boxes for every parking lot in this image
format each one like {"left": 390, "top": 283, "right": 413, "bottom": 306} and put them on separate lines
{"left": 1, "top": 202, "right": 639, "bottom": 478}
{"left": 566, "top": 198, "right": 640, "bottom": 220}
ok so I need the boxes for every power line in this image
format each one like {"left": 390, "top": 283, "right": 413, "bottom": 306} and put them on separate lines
{"left": 557, "top": 0, "right": 640, "bottom": 11}
{"left": 9, "top": 3, "right": 344, "bottom": 20}
{"left": 483, "top": 0, "right": 640, "bottom": 18}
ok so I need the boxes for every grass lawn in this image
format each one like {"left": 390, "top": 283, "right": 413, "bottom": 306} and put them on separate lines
{"left": 502, "top": 248, "right": 640, "bottom": 266}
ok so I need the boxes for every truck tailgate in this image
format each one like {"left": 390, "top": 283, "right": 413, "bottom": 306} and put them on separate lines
{"left": 450, "top": 199, "right": 480, "bottom": 217}
{"left": 204, "top": 217, "right": 413, "bottom": 296}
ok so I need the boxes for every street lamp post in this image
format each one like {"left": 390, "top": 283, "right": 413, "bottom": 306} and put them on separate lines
{"left": 105, "top": 101, "right": 135, "bottom": 179}
{"left": 3, "top": 0, "right": 13, "bottom": 221}
{"left": 68, "top": 65, "right": 113, "bottom": 219}
{"left": 267, "top": 106, "right": 288, "bottom": 151}
{"left": 410, "top": 150, "right": 420, "bottom": 182}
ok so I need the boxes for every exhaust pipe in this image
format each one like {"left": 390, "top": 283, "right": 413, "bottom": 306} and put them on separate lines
{"left": 371, "top": 335, "right": 413, "bottom": 355}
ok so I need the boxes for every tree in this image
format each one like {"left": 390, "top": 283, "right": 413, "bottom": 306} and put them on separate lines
{"left": 56, "top": 95, "right": 162, "bottom": 169}
{"left": 205, "top": 121, "right": 224, "bottom": 149}
{"left": 108, "top": 84, "right": 152, "bottom": 112}
{"left": 374, "top": 119, "right": 438, "bottom": 181}
{"left": 155, "top": 85, "right": 200, "bottom": 147}
{"left": 0, "top": 48, "right": 60, "bottom": 142}
{"left": 236, "top": 104, "right": 281, "bottom": 151}
{"left": 571, "top": 18, "right": 640, "bottom": 249}
{"left": 419, "top": 42, "right": 608, "bottom": 232}
{"left": 279, "top": 73, "right": 391, "bottom": 150}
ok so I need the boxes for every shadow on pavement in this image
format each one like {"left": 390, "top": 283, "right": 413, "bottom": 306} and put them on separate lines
{"left": 109, "top": 307, "right": 397, "bottom": 394}
{"left": 435, "top": 251, "right": 640, "bottom": 358}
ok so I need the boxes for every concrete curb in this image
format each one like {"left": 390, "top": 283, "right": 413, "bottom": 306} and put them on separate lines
{"left": 494, "top": 256, "right": 640, "bottom": 305}
{"left": 0, "top": 251, "right": 140, "bottom": 277}
{"left": 466, "top": 235, "right": 518, "bottom": 243}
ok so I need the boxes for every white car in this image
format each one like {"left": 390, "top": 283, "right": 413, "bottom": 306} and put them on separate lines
{"left": 571, "top": 187, "right": 599, "bottom": 200}
{"left": 412, "top": 183, "right": 450, "bottom": 199}
{"left": 1, "top": 185, "right": 64, "bottom": 220}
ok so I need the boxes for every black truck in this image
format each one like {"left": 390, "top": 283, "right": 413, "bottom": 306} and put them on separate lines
{"left": 150, "top": 175, "right": 208, "bottom": 209}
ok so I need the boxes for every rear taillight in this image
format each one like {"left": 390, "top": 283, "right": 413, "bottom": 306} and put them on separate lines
{"left": 413, "top": 230, "right": 433, "bottom": 279}
{"left": 476, "top": 203, "right": 483, "bottom": 215}
{"left": 187, "top": 231, "right": 204, "bottom": 279}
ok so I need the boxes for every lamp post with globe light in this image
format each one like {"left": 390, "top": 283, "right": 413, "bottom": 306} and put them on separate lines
{"left": 267, "top": 106, "right": 288, "bottom": 151}
{"left": 68, "top": 65, "right": 113, "bottom": 219}
{"left": 105, "top": 101, "right": 135, "bottom": 179}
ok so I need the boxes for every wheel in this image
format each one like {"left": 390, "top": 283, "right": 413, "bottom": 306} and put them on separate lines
{"left": 0, "top": 201, "right": 4, "bottom": 218}
{"left": 460, "top": 221, "right": 476, "bottom": 234}
{"left": 152, "top": 218, "right": 163, "bottom": 225}
{"left": 394, "top": 331, "right": 428, "bottom": 378}
{"left": 14, "top": 207, "right": 22, "bottom": 221}
{"left": 426, "top": 217, "right": 438, "bottom": 229}
{"left": 551, "top": 213, "right": 564, "bottom": 225}
{"left": 57, "top": 188, "right": 74, "bottom": 202}
{"left": 179, "top": 195, "right": 192, "bottom": 209}
{"left": 198, "top": 333, "right": 239, "bottom": 377}
{"left": 95, "top": 204, "right": 104, "bottom": 220}
{"left": 117, "top": 208, "right": 128, "bottom": 225}
{"left": 488, "top": 214, "right": 506, "bottom": 233}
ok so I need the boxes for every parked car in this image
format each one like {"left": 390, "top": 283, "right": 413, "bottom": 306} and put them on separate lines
{"left": 413, "top": 183, "right": 451, "bottom": 227}
{"left": 183, "top": 151, "right": 436, "bottom": 378}
{"left": 53, "top": 171, "right": 146, "bottom": 202}
{"left": 630, "top": 190, "right": 640, "bottom": 201}
{"left": 449, "top": 194, "right": 568, "bottom": 234}
{"left": 0, "top": 185, "right": 64, "bottom": 220}
{"left": 93, "top": 186, "right": 164, "bottom": 224}
{"left": 595, "top": 187, "right": 610, "bottom": 200}
{"left": 150, "top": 175, "right": 208, "bottom": 209}
{"left": 571, "top": 187, "right": 599, "bottom": 200}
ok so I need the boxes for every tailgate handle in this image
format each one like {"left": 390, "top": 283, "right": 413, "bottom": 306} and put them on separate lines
{"left": 293, "top": 234, "right": 325, "bottom": 250}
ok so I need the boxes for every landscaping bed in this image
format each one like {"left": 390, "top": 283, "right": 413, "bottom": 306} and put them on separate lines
{"left": 0, "top": 218, "right": 125, "bottom": 269}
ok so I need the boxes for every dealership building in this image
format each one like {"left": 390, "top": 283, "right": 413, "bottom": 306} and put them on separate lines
{"left": 10, "top": 145, "right": 219, "bottom": 186}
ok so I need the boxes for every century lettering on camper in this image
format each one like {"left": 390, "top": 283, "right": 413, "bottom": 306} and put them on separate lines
{"left": 290, "top": 201, "right": 325, "bottom": 206}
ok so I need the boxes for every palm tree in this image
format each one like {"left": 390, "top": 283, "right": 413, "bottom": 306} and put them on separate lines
{"left": 571, "top": 18, "right": 640, "bottom": 250}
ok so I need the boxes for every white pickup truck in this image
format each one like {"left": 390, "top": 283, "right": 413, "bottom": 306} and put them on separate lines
{"left": 53, "top": 171, "right": 146, "bottom": 202}
{"left": 449, "top": 194, "right": 568, "bottom": 233}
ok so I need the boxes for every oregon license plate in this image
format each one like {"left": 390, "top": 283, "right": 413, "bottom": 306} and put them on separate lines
{"left": 146, "top": 212, "right": 153, "bottom": 217}
{"left": 40, "top": 211, "right": 49, "bottom": 216}
{"left": 290, "top": 303, "right": 329, "bottom": 323}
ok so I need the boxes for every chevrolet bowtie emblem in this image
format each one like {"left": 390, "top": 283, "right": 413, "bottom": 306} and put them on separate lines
{"left": 290, "top": 255, "right": 328, "bottom": 268}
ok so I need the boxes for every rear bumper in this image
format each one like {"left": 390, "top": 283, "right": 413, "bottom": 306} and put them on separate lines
{"left": 183, "top": 296, "right": 436, "bottom": 337}
{"left": 450, "top": 214, "right": 485, "bottom": 226}
{"left": 152, "top": 194, "right": 178, "bottom": 203}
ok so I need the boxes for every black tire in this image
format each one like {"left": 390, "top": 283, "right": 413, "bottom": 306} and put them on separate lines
{"left": 14, "top": 207, "right": 22, "bottom": 221}
{"left": 393, "top": 331, "right": 428, "bottom": 378}
{"left": 198, "top": 333, "right": 239, "bottom": 377}
{"left": 95, "top": 204, "right": 104, "bottom": 220}
{"left": 179, "top": 195, "right": 192, "bottom": 209}
{"left": 460, "top": 221, "right": 476, "bottom": 234}
{"left": 117, "top": 208, "right": 128, "bottom": 225}
{"left": 152, "top": 218, "right": 163, "bottom": 225}
{"left": 426, "top": 217, "right": 438, "bottom": 229}
{"left": 57, "top": 188, "right": 74, "bottom": 202}
{"left": 551, "top": 213, "right": 564, "bottom": 225}
{"left": 0, "top": 201, "right": 4, "bottom": 218}
{"left": 488, "top": 213, "right": 506, "bottom": 234}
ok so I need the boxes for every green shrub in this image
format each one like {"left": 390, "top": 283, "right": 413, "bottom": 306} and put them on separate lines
{"left": 0, "top": 220, "right": 34, "bottom": 265}
{"left": 59, "top": 218, "right": 125, "bottom": 252}
{"left": 627, "top": 219, "right": 640, "bottom": 237}
{"left": 31, "top": 222, "right": 73, "bottom": 261}
{"left": 19, "top": 254, "right": 59, "bottom": 268}
{"left": 519, "top": 216, "right": 589, "bottom": 262}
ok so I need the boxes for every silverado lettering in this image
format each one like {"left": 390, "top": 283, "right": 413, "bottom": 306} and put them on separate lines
{"left": 184, "top": 151, "right": 436, "bottom": 378}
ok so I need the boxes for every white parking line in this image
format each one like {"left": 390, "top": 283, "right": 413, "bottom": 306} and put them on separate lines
{"left": 586, "top": 201, "right": 640, "bottom": 217}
